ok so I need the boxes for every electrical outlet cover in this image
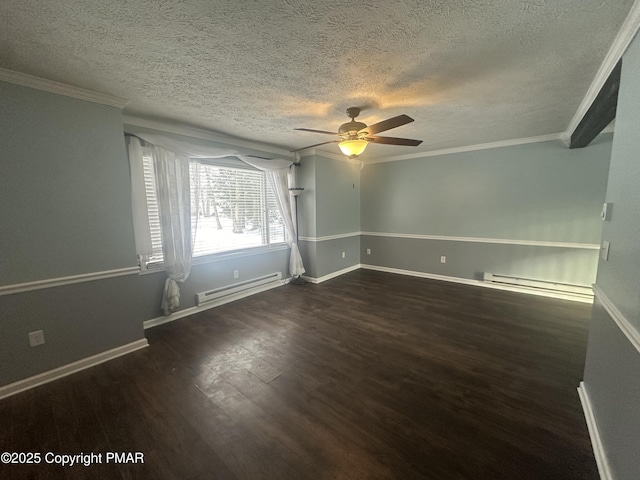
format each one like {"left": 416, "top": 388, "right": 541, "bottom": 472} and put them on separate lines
{"left": 29, "top": 330, "right": 45, "bottom": 347}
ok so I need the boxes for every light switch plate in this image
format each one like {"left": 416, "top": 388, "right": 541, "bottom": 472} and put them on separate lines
{"left": 601, "top": 203, "right": 613, "bottom": 221}
{"left": 601, "top": 241, "right": 610, "bottom": 261}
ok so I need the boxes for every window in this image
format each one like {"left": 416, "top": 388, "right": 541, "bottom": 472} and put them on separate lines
{"left": 142, "top": 155, "right": 285, "bottom": 265}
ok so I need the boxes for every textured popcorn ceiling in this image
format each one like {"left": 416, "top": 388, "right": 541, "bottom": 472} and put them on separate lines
{"left": 0, "top": 0, "right": 634, "bottom": 159}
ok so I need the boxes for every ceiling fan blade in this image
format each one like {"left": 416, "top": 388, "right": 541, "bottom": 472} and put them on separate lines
{"left": 290, "top": 140, "right": 340, "bottom": 152}
{"left": 367, "top": 136, "right": 423, "bottom": 146}
{"left": 294, "top": 128, "right": 338, "bottom": 135}
{"left": 360, "top": 114, "right": 414, "bottom": 135}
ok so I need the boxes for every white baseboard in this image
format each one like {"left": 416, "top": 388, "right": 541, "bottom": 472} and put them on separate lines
{"left": 0, "top": 339, "right": 149, "bottom": 400}
{"left": 360, "top": 264, "right": 593, "bottom": 303}
{"left": 578, "top": 382, "right": 613, "bottom": 480}
{"left": 143, "top": 278, "right": 288, "bottom": 329}
{"left": 302, "top": 264, "right": 362, "bottom": 284}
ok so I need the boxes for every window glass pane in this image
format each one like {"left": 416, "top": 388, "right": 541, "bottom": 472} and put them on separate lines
{"left": 192, "top": 163, "right": 285, "bottom": 256}
{"left": 142, "top": 153, "right": 164, "bottom": 263}
{"left": 267, "top": 185, "right": 285, "bottom": 244}
{"left": 144, "top": 158, "right": 285, "bottom": 265}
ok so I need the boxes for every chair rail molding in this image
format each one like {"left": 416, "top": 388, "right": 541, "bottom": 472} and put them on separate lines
{"left": 0, "top": 267, "right": 140, "bottom": 296}
{"left": 592, "top": 283, "right": 640, "bottom": 355}
{"left": 360, "top": 232, "right": 600, "bottom": 250}
{"left": 299, "top": 232, "right": 361, "bottom": 242}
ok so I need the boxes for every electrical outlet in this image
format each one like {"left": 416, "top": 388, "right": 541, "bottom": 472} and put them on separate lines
{"left": 440, "top": 256, "right": 446, "bottom": 264}
{"left": 341, "top": 252, "right": 346, "bottom": 259}
{"left": 29, "top": 330, "right": 45, "bottom": 347}
{"left": 233, "top": 270, "right": 239, "bottom": 279}
{"left": 366, "top": 248, "right": 371, "bottom": 255}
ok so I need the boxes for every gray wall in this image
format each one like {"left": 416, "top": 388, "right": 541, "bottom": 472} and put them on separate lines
{"left": 361, "top": 136, "right": 612, "bottom": 285}
{"left": 582, "top": 32, "right": 640, "bottom": 480}
{"left": 297, "top": 156, "right": 317, "bottom": 239}
{"left": 315, "top": 156, "right": 360, "bottom": 236}
{"left": 362, "top": 236, "right": 599, "bottom": 284}
{"left": 0, "top": 83, "right": 291, "bottom": 387}
{"left": 0, "top": 82, "right": 144, "bottom": 386}
{"left": 0, "top": 83, "right": 138, "bottom": 284}
{"left": 297, "top": 155, "right": 360, "bottom": 280}
{"left": 134, "top": 249, "right": 291, "bottom": 322}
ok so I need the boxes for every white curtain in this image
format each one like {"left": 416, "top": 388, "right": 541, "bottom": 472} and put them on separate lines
{"left": 264, "top": 169, "right": 305, "bottom": 276}
{"left": 152, "top": 146, "right": 201, "bottom": 315}
{"left": 131, "top": 132, "right": 305, "bottom": 279}
{"left": 126, "top": 137, "right": 153, "bottom": 260}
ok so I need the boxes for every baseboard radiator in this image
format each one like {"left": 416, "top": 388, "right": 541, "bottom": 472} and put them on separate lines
{"left": 483, "top": 273, "right": 593, "bottom": 299}
{"left": 196, "top": 272, "right": 283, "bottom": 307}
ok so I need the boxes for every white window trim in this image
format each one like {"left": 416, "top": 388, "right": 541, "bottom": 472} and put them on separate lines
{"left": 138, "top": 153, "right": 286, "bottom": 269}
{"left": 139, "top": 243, "right": 290, "bottom": 275}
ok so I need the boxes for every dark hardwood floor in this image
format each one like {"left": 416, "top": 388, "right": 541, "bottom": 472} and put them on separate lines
{"left": 1, "top": 270, "right": 598, "bottom": 479}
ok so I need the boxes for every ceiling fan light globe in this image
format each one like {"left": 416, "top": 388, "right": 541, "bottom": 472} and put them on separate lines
{"left": 339, "top": 139, "right": 368, "bottom": 158}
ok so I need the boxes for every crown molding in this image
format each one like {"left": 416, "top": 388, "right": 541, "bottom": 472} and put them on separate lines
{"left": 565, "top": 0, "right": 640, "bottom": 138}
{"left": 365, "top": 133, "right": 564, "bottom": 164}
{"left": 123, "top": 115, "right": 292, "bottom": 158}
{"left": 303, "top": 125, "right": 614, "bottom": 166}
{"left": 0, "top": 68, "right": 129, "bottom": 108}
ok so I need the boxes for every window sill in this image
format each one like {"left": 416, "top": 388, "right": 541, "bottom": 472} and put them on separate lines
{"left": 139, "top": 243, "right": 290, "bottom": 275}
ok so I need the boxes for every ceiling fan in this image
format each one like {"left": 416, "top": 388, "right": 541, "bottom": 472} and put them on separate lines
{"left": 291, "top": 107, "right": 423, "bottom": 159}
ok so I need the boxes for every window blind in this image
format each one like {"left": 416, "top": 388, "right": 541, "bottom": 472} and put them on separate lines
{"left": 143, "top": 157, "right": 285, "bottom": 265}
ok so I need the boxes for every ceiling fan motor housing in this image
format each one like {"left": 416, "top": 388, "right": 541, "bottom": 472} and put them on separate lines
{"left": 340, "top": 107, "right": 367, "bottom": 137}
{"left": 339, "top": 120, "right": 368, "bottom": 136}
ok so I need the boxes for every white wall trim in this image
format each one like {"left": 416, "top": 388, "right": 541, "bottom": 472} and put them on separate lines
{"left": 593, "top": 284, "right": 640, "bottom": 355}
{"left": 0, "top": 266, "right": 141, "bottom": 296}
{"left": 361, "top": 231, "right": 600, "bottom": 250}
{"left": 0, "top": 67, "right": 129, "bottom": 108}
{"left": 301, "top": 126, "right": 615, "bottom": 165}
{"left": 141, "top": 244, "right": 290, "bottom": 275}
{"left": 360, "top": 264, "right": 593, "bottom": 303}
{"left": 144, "top": 277, "right": 289, "bottom": 329}
{"left": 564, "top": 0, "right": 640, "bottom": 141}
{"left": 0, "top": 339, "right": 148, "bottom": 400}
{"left": 365, "top": 133, "right": 564, "bottom": 164}
{"left": 123, "top": 115, "right": 292, "bottom": 158}
{"left": 302, "top": 264, "right": 362, "bottom": 284}
{"left": 299, "top": 232, "right": 361, "bottom": 242}
{"left": 578, "top": 382, "right": 613, "bottom": 480}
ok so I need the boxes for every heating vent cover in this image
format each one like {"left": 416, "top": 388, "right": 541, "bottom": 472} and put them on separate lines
{"left": 196, "top": 272, "right": 283, "bottom": 306}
